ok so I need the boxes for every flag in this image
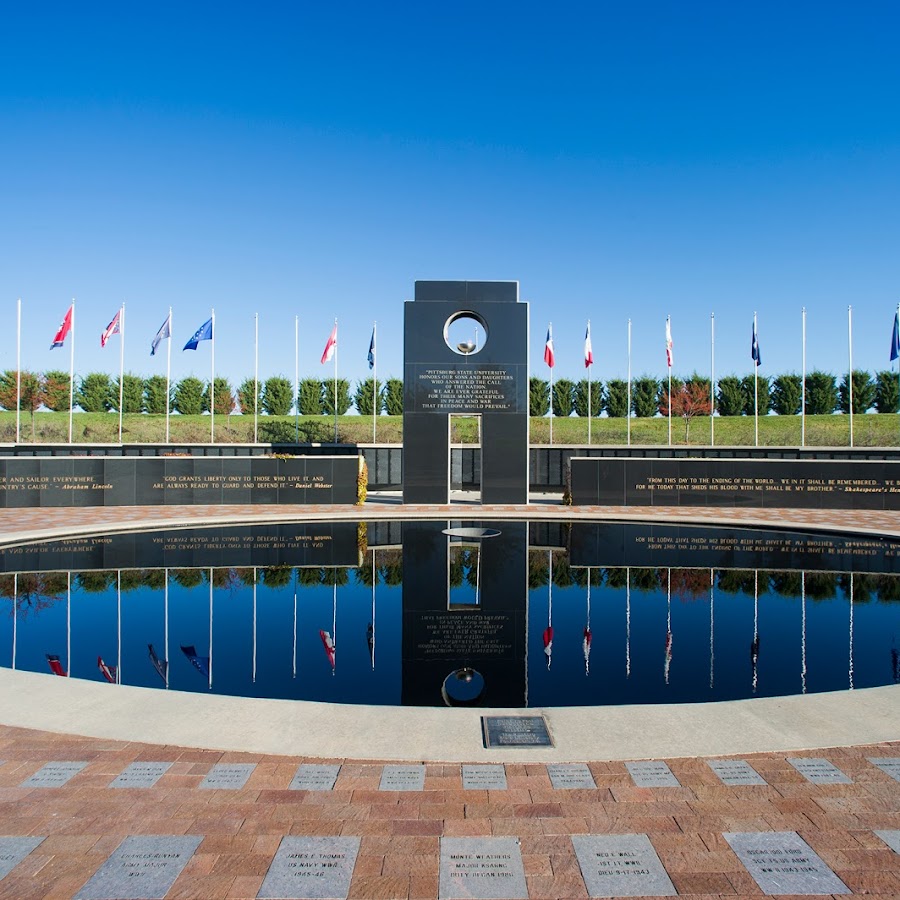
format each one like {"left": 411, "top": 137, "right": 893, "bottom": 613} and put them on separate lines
{"left": 50, "top": 304, "right": 73, "bottom": 349}
{"left": 751, "top": 318, "right": 761, "bottom": 367}
{"left": 100, "top": 309, "right": 121, "bottom": 348}
{"left": 367, "top": 327, "right": 375, "bottom": 370}
{"left": 321, "top": 324, "right": 337, "bottom": 364}
{"left": 180, "top": 644, "right": 210, "bottom": 678}
{"left": 151, "top": 312, "right": 171, "bottom": 356}
{"left": 584, "top": 322, "right": 593, "bottom": 368}
{"left": 543, "top": 325, "right": 555, "bottom": 368}
{"left": 148, "top": 643, "right": 168, "bottom": 684}
{"left": 97, "top": 655, "right": 118, "bottom": 684}
{"left": 183, "top": 317, "right": 212, "bottom": 351}
{"left": 665, "top": 317, "right": 673, "bottom": 368}
{"left": 319, "top": 629, "right": 336, "bottom": 671}
{"left": 891, "top": 311, "right": 900, "bottom": 363}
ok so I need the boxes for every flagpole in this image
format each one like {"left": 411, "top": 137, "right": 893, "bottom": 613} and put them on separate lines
{"left": 801, "top": 307, "right": 806, "bottom": 448}
{"left": 118, "top": 304, "right": 125, "bottom": 444}
{"left": 666, "top": 315, "right": 672, "bottom": 447}
{"left": 548, "top": 322, "right": 553, "bottom": 446}
{"left": 752, "top": 570, "right": 759, "bottom": 694}
{"left": 208, "top": 568, "right": 213, "bottom": 690}
{"left": 68, "top": 299, "right": 75, "bottom": 444}
{"left": 15, "top": 299, "right": 21, "bottom": 444}
{"left": 294, "top": 315, "right": 299, "bottom": 443}
{"left": 333, "top": 318, "right": 338, "bottom": 443}
{"left": 627, "top": 318, "right": 631, "bottom": 446}
{"left": 587, "top": 320, "right": 592, "bottom": 445}
{"left": 710, "top": 312, "right": 715, "bottom": 447}
{"left": 848, "top": 305, "right": 854, "bottom": 448}
{"left": 165, "top": 308, "right": 172, "bottom": 444}
{"left": 753, "top": 311, "right": 759, "bottom": 447}
{"left": 209, "top": 308, "right": 215, "bottom": 444}
{"left": 254, "top": 313, "right": 259, "bottom": 444}
{"left": 372, "top": 321, "right": 377, "bottom": 444}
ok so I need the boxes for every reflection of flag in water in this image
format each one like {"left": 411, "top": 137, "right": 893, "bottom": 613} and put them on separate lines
{"left": 751, "top": 635, "right": 760, "bottom": 694}
{"left": 892, "top": 642, "right": 899, "bottom": 683}
{"left": 543, "top": 627, "right": 553, "bottom": 669}
{"left": 319, "top": 629, "right": 336, "bottom": 673}
{"left": 180, "top": 644, "right": 210, "bottom": 679}
{"left": 97, "top": 656, "right": 118, "bottom": 684}
{"left": 583, "top": 627, "right": 592, "bottom": 675}
{"left": 663, "top": 632, "right": 672, "bottom": 684}
{"left": 148, "top": 644, "right": 168, "bottom": 685}
{"left": 366, "top": 623, "right": 374, "bottom": 667}
{"left": 46, "top": 654, "right": 67, "bottom": 677}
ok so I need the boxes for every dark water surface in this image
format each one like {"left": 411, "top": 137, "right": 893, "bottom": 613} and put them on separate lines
{"left": 1, "top": 520, "right": 898, "bottom": 707}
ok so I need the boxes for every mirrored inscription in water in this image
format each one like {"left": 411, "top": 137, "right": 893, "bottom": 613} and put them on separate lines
{"left": 0, "top": 520, "right": 898, "bottom": 707}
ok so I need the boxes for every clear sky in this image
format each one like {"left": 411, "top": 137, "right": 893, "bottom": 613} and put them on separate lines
{"left": 2, "top": 1, "right": 899, "bottom": 399}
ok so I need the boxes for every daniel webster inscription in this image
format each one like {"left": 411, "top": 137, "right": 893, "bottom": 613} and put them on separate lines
{"left": 404, "top": 280, "right": 529, "bottom": 504}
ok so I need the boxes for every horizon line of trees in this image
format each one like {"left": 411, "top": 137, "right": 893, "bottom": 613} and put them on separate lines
{"left": 1, "top": 368, "right": 899, "bottom": 421}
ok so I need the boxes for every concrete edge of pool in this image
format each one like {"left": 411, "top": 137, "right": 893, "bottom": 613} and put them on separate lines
{"left": 1, "top": 498, "right": 899, "bottom": 763}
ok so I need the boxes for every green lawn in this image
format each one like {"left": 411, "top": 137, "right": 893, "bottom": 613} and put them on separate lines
{"left": 3, "top": 410, "right": 899, "bottom": 446}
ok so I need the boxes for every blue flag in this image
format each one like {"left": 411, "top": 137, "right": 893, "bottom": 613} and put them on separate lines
{"left": 367, "top": 327, "right": 375, "bottom": 370}
{"left": 891, "top": 311, "right": 900, "bottom": 363}
{"left": 150, "top": 312, "right": 171, "bottom": 356}
{"left": 183, "top": 317, "right": 212, "bottom": 351}
{"left": 751, "top": 319, "right": 761, "bottom": 367}
{"left": 180, "top": 644, "right": 210, "bottom": 679}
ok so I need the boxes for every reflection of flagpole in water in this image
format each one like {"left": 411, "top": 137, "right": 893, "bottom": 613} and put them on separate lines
{"left": 849, "top": 572, "right": 854, "bottom": 690}
{"left": 117, "top": 569, "right": 122, "bottom": 685}
{"left": 208, "top": 568, "right": 213, "bottom": 690}
{"left": 751, "top": 570, "right": 759, "bottom": 694}
{"left": 709, "top": 568, "right": 715, "bottom": 690}
{"left": 583, "top": 568, "right": 592, "bottom": 676}
{"left": 370, "top": 548, "right": 376, "bottom": 670}
{"left": 253, "top": 567, "right": 258, "bottom": 683}
{"left": 332, "top": 581, "right": 337, "bottom": 675}
{"left": 801, "top": 571, "right": 807, "bottom": 694}
{"left": 67, "top": 572, "right": 71, "bottom": 676}
{"left": 164, "top": 569, "right": 169, "bottom": 689}
{"left": 625, "top": 568, "right": 631, "bottom": 678}
{"left": 664, "top": 569, "right": 672, "bottom": 684}
{"left": 12, "top": 573, "right": 16, "bottom": 670}
{"left": 543, "top": 551, "right": 553, "bottom": 669}
{"left": 291, "top": 568, "right": 297, "bottom": 680}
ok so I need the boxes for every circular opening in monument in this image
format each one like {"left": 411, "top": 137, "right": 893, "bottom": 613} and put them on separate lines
{"left": 444, "top": 312, "right": 487, "bottom": 356}
{"left": 441, "top": 668, "right": 486, "bottom": 706}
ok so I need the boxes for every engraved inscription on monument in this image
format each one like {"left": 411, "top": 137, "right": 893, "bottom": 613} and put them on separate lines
{"left": 258, "top": 836, "right": 360, "bottom": 900}
{"left": 21, "top": 762, "right": 87, "bottom": 788}
{"left": 788, "top": 758, "right": 852, "bottom": 784}
{"left": 412, "top": 366, "right": 519, "bottom": 414}
{"left": 482, "top": 716, "right": 552, "bottom": 748}
{"left": 548, "top": 763, "right": 596, "bottom": 790}
{"left": 708, "top": 759, "right": 767, "bottom": 786}
{"left": 461, "top": 765, "right": 508, "bottom": 791}
{"left": 290, "top": 764, "right": 341, "bottom": 791}
{"left": 439, "top": 837, "right": 528, "bottom": 900}
{"left": 379, "top": 765, "right": 425, "bottom": 791}
{"left": 109, "top": 762, "right": 172, "bottom": 789}
{"left": 725, "top": 831, "right": 850, "bottom": 895}
{"left": 572, "top": 833, "right": 677, "bottom": 898}
{"left": 200, "top": 763, "right": 256, "bottom": 790}
{"left": 625, "top": 761, "right": 681, "bottom": 788}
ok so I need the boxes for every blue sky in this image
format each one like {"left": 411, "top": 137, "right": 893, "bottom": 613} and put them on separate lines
{"left": 2, "top": 1, "right": 900, "bottom": 398}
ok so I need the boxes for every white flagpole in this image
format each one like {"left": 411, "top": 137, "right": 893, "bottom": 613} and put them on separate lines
{"left": 801, "top": 307, "right": 806, "bottom": 447}
{"left": 294, "top": 315, "right": 299, "bottom": 443}
{"left": 333, "top": 318, "right": 339, "bottom": 443}
{"left": 710, "top": 312, "right": 715, "bottom": 447}
{"left": 208, "top": 568, "right": 213, "bottom": 689}
{"left": 627, "top": 318, "right": 632, "bottom": 446}
{"left": 209, "top": 308, "right": 215, "bottom": 444}
{"left": 165, "top": 308, "right": 172, "bottom": 444}
{"left": 372, "top": 321, "right": 377, "bottom": 444}
{"left": 254, "top": 313, "right": 259, "bottom": 444}
{"left": 587, "top": 320, "right": 591, "bottom": 445}
{"left": 164, "top": 568, "right": 169, "bottom": 689}
{"left": 118, "top": 303, "right": 125, "bottom": 443}
{"left": 666, "top": 315, "right": 672, "bottom": 447}
{"left": 549, "top": 322, "right": 554, "bottom": 446}
{"left": 753, "top": 311, "right": 759, "bottom": 447}
{"left": 68, "top": 299, "right": 75, "bottom": 444}
{"left": 15, "top": 299, "right": 21, "bottom": 443}
{"left": 848, "top": 305, "right": 854, "bottom": 447}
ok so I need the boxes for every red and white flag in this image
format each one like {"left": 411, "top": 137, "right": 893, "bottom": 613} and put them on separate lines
{"left": 100, "top": 309, "right": 121, "bottom": 348}
{"left": 584, "top": 322, "right": 593, "bottom": 368}
{"left": 544, "top": 325, "right": 555, "bottom": 368}
{"left": 321, "top": 324, "right": 337, "bottom": 364}
{"left": 50, "top": 304, "right": 73, "bottom": 349}
{"left": 665, "top": 317, "right": 674, "bottom": 369}
{"left": 319, "top": 629, "right": 336, "bottom": 671}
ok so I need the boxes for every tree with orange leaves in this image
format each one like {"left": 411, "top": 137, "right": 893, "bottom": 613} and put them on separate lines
{"left": 659, "top": 378, "right": 712, "bottom": 442}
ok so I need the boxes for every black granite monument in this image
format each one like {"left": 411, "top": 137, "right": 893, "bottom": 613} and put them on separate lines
{"left": 403, "top": 280, "right": 529, "bottom": 503}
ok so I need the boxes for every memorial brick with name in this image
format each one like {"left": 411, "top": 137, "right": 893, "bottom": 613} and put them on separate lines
{"left": 548, "top": 763, "right": 596, "bottom": 790}
{"left": 258, "top": 836, "right": 360, "bottom": 900}
{"left": 707, "top": 759, "right": 767, "bottom": 786}
{"left": 290, "top": 764, "right": 341, "bottom": 791}
{"left": 572, "top": 833, "right": 677, "bottom": 898}
{"left": 439, "top": 837, "right": 528, "bottom": 900}
{"left": 869, "top": 758, "right": 900, "bottom": 782}
{"left": 875, "top": 830, "right": 900, "bottom": 854}
{"left": 109, "top": 762, "right": 172, "bottom": 789}
{"left": 461, "top": 765, "right": 507, "bottom": 790}
{"left": 625, "top": 761, "right": 681, "bottom": 788}
{"left": 724, "top": 831, "right": 850, "bottom": 895}
{"left": 74, "top": 835, "right": 203, "bottom": 900}
{"left": 21, "top": 761, "right": 87, "bottom": 788}
{"left": 200, "top": 763, "right": 256, "bottom": 790}
{"left": 788, "top": 758, "right": 852, "bottom": 784}
{"left": 379, "top": 765, "right": 425, "bottom": 791}
{"left": 0, "top": 837, "right": 45, "bottom": 882}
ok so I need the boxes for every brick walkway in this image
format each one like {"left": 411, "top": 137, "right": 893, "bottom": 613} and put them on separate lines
{"left": 1, "top": 502, "right": 899, "bottom": 898}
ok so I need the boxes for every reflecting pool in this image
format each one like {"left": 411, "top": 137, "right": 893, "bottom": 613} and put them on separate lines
{"left": 1, "top": 520, "right": 898, "bottom": 707}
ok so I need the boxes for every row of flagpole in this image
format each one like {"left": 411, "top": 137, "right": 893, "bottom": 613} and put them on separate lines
{"left": 544, "top": 304, "right": 897, "bottom": 446}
